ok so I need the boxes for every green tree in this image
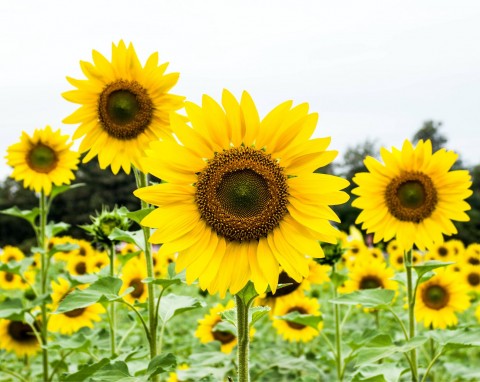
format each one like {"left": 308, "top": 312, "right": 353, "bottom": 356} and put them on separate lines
{"left": 412, "top": 120, "right": 447, "bottom": 152}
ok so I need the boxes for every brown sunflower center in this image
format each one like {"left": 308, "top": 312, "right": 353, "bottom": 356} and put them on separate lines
{"left": 359, "top": 276, "right": 383, "bottom": 289}
{"left": 467, "top": 272, "right": 480, "bottom": 287}
{"left": 75, "top": 261, "right": 87, "bottom": 275}
{"left": 423, "top": 284, "right": 449, "bottom": 310}
{"left": 437, "top": 247, "right": 448, "bottom": 257}
{"left": 195, "top": 146, "right": 289, "bottom": 242}
{"left": 129, "top": 278, "right": 145, "bottom": 299}
{"left": 286, "top": 307, "right": 308, "bottom": 330}
{"left": 5, "top": 272, "right": 14, "bottom": 282}
{"left": 385, "top": 172, "right": 438, "bottom": 223}
{"left": 468, "top": 257, "right": 480, "bottom": 266}
{"left": 212, "top": 321, "right": 236, "bottom": 344}
{"left": 266, "top": 271, "right": 301, "bottom": 298}
{"left": 27, "top": 144, "right": 58, "bottom": 173}
{"left": 98, "top": 80, "right": 153, "bottom": 140}
{"left": 64, "top": 308, "right": 86, "bottom": 318}
{"left": 7, "top": 321, "right": 37, "bottom": 343}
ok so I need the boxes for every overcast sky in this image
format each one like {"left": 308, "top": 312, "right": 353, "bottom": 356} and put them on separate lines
{"left": 1, "top": 1, "right": 479, "bottom": 180}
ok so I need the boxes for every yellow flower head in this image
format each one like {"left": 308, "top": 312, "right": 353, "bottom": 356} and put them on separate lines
{"left": 464, "top": 244, "right": 480, "bottom": 267}
{"left": 415, "top": 268, "right": 470, "bottom": 329}
{"left": 135, "top": 90, "right": 349, "bottom": 297}
{"left": 272, "top": 293, "right": 322, "bottom": 343}
{"left": 6, "top": 126, "right": 78, "bottom": 195}
{"left": 352, "top": 140, "right": 472, "bottom": 251}
{"left": 0, "top": 246, "right": 25, "bottom": 263}
{"left": 0, "top": 319, "right": 40, "bottom": 357}
{"left": 340, "top": 261, "right": 398, "bottom": 294}
{"left": 461, "top": 265, "right": 480, "bottom": 293}
{"left": 63, "top": 40, "right": 184, "bottom": 174}
{"left": 120, "top": 257, "right": 148, "bottom": 304}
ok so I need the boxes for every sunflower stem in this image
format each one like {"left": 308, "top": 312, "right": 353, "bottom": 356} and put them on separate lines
{"left": 135, "top": 170, "right": 158, "bottom": 377}
{"left": 332, "top": 263, "right": 343, "bottom": 382}
{"left": 235, "top": 294, "right": 250, "bottom": 382}
{"left": 108, "top": 242, "right": 116, "bottom": 357}
{"left": 39, "top": 190, "right": 49, "bottom": 382}
{"left": 405, "top": 249, "right": 419, "bottom": 382}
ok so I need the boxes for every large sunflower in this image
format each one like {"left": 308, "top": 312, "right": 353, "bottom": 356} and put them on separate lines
{"left": 272, "top": 293, "right": 322, "bottom": 343}
{"left": 415, "top": 269, "right": 470, "bottom": 329}
{"left": 63, "top": 40, "right": 184, "bottom": 174}
{"left": 135, "top": 90, "right": 349, "bottom": 296}
{"left": 352, "top": 140, "right": 472, "bottom": 251}
{"left": 0, "top": 319, "right": 40, "bottom": 356}
{"left": 6, "top": 126, "right": 78, "bottom": 195}
{"left": 49, "top": 278, "right": 105, "bottom": 335}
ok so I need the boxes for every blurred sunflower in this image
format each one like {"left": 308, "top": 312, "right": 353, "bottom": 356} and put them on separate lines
{"left": 425, "top": 242, "right": 452, "bottom": 262}
{"left": 446, "top": 239, "right": 465, "bottom": 258}
{"left": 88, "top": 250, "right": 110, "bottom": 273}
{"left": 0, "top": 246, "right": 24, "bottom": 263}
{"left": 195, "top": 300, "right": 253, "bottom": 353}
{"left": 67, "top": 256, "right": 90, "bottom": 276}
{"left": 135, "top": 90, "right": 349, "bottom": 296}
{"left": 465, "top": 244, "right": 480, "bottom": 267}
{"left": 0, "top": 271, "right": 23, "bottom": 290}
{"left": 0, "top": 319, "right": 40, "bottom": 356}
{"left": 415, "top": 269, "right": 470, "bottom": 329}
{"left": 49, "top": 278, "right": 105, "bottom": 335}
{"left": 461, "top": 265, "right": 480, "bottom": 293}
{"left": 352, "top": 140, "right": 472, "bottom": 251}
{"left": 63, "top": 40, "right": 184, "bottom": 174}
{"left": 386, "top": 240, "right": 402, "bottom": 255}
{"left": 340, "top": 261, "right": 398, "bottom": 294}
{"left": 120, "top": 257, "right": 148, "bottom": 304}
{"left": 272, "top": 293, "right": 322, "bottom": 343}
{"left": 6, "top": 126, "right": 78, "bottom": 195}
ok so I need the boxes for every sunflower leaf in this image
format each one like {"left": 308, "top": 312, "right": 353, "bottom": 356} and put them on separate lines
{"left": 413, "top": 260, "right": 454, "bottom": 279}
{"left": 146, "top": 353, "right": 177, "bottom": 378}
{"left": 0, "top": 298, "right": 24, "bottom": 320}
{"left": 45, "top": 221, "right": 71, "bottom": 239}
{"left": 427, "top": 328, "right": 480, "bottom": 351}
{"left": 276, "top": 311, "right": 322, "bottom": 329}
{"left": 0, "top": 257, "right": 34, "bottom": 276}
{"left": 250, "top": 306, "right": 270, "bottom": 327}
{"left": 158, "top": 294, "right": 204, "bottom": 323}
{"left": 62, "top": 358, "right": 111, "bottom": 382}
{"left": 330, "top": 289, "right": 395, "bottom": 309}
{"left": 143, "top": 277, "right": 182, "bottom": 289}
{"left": 219, "top": 308, "right": 236, "bottom": 326}
{"left": 48, "top": 243, "right": 79, "bottom": 257}
{"left": 108, "top": 228, "right": 145, "bottom": 250}
{"left": 236, "top": 281, "right": 258, "bottom": 304}
{"left": 0, "top": 206, "right": 40, "bottom": 226}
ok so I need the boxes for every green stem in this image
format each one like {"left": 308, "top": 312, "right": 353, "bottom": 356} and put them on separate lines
{"left": 332, "top": 263, "right": 343, "bottom": 382}
{"left": 320, "top": 332, "right": 336, "bottom": 355}
{"left": 420, "top": 350, "right": 443, "bottom": 382}
{"left": 235, "top": 294, "right": 250, "bottom": 382}
{"left": 108, "top": 242, "right": 116, "bottom": 357}
{"left": 405, "top": 249, "right": 418, "bottom": 382}
{"left": 134, "top": 168, "right": 158, "bottom": 381}
{"left": 0, "top": 367, "right": 28, "bottom": 382}
{"left": 387, "top": 307, "right": 409, "bottom": 341}
{"left": 39, "top": 190, "right": 49, "bottom": 382}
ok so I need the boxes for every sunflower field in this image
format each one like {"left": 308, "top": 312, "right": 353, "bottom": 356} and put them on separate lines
{"left": 1, "top": 41, "right": 480, "bottom": 382}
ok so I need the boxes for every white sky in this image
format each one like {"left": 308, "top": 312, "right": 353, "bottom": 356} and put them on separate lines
{"left": 1, "top": 1, "right": 479, "bottom": 180}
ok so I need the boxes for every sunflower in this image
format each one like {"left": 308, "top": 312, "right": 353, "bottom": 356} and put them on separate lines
{"left": 88, "top": 250, "right": 110, "bottom": 273}
{"left": 386, "top": 240, "right": 401, "bottom": 255}
{"left": 6, "top": 126, "right": 78, "bottom": 195}
{"left": 446, "top": 239, "right": 465, "bottom": 258}
{"left": 51, "top": 236, "right": 80, "bottom": 262}
{"left": 0, "top": 246, "right": 24, "bottom": 263}
{"left": 119, "top": 257, "right": 148, "bottom": 304}
{"left": 272, "top": 293, "right": 322, "bottom": 343}
{"left": 352, "top": 140, "right": 472, "bottom": 251}
{"left": 461, "top": 265, "right": 480, "bottom": 293}
{"left": 67, "top": 255, "right": 90, "bottom": 276}
{"left": 135, "top": 90, "right": 349, "bottom": 297}
{"left": 0, "top": 319, "right": 40, "bottom": 356}
{"left": 195, "top": 300, "right": 253, "bottom": 353}
{"left": 465, "top": 244, "right": 480, "bottom": 267}
{"left": 415, "top": 269, "right": 470, "bottom": 329}
{"left": 63, "top": 40, "right": 184, "bottom": 174}
{"left": 49, "top": 278, "right": 105, "bottom": 335}
{"left": 340, "top": 261, "right": 398, "bottom": 294}
{"left": 0, "top": 271, "right": 23, "bottom": 290}
{"left": 425, "top": 242, "right": 452, "bottom": 262}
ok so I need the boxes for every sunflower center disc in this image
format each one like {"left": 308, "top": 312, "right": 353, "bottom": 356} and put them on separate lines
{"left": 7, "top": 321, "right": 37, "bottom": 343}
{"left": 65, "top": 308, "right": 86, "bottom": 318}
{"left": 195, "top": 146, "right": 289, "bottom": 242}
{"left": 75, "top": 261, "right": 87, "bottom": 275}
{"left": 359, "top": 276, "right": 383, "bottom": 289}
{"left": 266, "top": 271, "right": 300, "bottom": 298}
{"left": 437, "top": 246, "right": 448, "bottom": 257}
{"left": 129, "top": 278, "right": 145, "bottom": 299}
{"left": 385, "top": 172, "right": 438, "bottom": 223}
{"left": 27, "top": 144, "right": 58, "bottom": 173}
{"left": 468, "top": 272, "right": 480, "bottom": 286}
{"left": 212, "top": 323, "right": 236, "bottom": 344}
{"left": 286, "top": 307, "right": 308, "bottom": 330}
{"left": 99, "top": 80, "right": 153, "bottom": 140}
{"left": 423, "top": 285, "right": 449, "bottom": 310}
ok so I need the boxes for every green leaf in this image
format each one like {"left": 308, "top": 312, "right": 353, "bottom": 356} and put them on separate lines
{"left": 214, "top": 320, "right": 236, "bottom": 335}
{"left": 428, "top": 328, "right": 480, "bottom": 351}
{"left": 250, "top": 306, "right": 270, "bottom": 327}
{"left": 330, "top": 270, "right": 349, "bottom": 288}
{"left": 48, "top": 332, "right": 91, "bottom": 352}
{"left": 48, "top": 243, "right": 79, "bottom": 257}
{"left": 55, "top": 276, "right": 123, "bottom": 313}
{"left": 143, "top": 277, "right": 182, "bottom": 289}
{"left": 49, "top": 183, "right": 85, "bottom": 203}
{"left": 45, "top": 221, "right": 70, "bottom": 239}
{"left": 0, "top": 298, "right": 24, "bottom": 320}
{"left": 413, "top": 260, "right": 454, "bottom": 280}
{"left": 61, "top": 358, "right": 111, "bottom": 382}
{"left": 158, "top": 294, "right": 203, "bottom": 323}
{"left": 146, "top": 353, "right": 176, "bottom": 378}
{"left": 219, "top": 308, "right": 236, "bottom": 326}
{"left": 90, "top": 361, "right": 132, "bottom": 382}
{"left": 126, "top": 208, "right": 154, "bottom": 224}
{"left": 330, "top": 289, "right": 395, "bottom": 309}
{"left": 0, "top": 257, "right": 34, "bottom": 276}
{"left": 276, "top": 311, "right": 322, "bottom": 329}
{"left": 0, "top": 206, "right": 39, "bottom": 226}
{"left": 236, "top": 281, "right": 258, "bottom": 305}
{"left": 108, "top": 228, "right": 145, "bottom": 250}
